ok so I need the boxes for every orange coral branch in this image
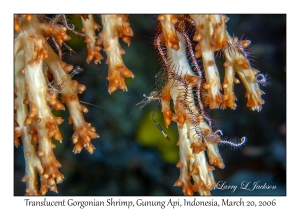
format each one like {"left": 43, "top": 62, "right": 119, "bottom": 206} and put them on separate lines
{"left": 98, "top": 14, "right": 134, "bottom": 94}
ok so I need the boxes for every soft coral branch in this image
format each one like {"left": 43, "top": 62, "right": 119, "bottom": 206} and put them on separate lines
{"left": 97, "top": 14, "right": 134, "bottom": 94}
{"left": 152, "top": 14, "right": 265, "bottom": 195}
{"left": 14, "top": 15, "right": 99, "bottom": 195}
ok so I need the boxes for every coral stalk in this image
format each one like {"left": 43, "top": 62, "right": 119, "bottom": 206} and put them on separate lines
{"left": 14, "top": 15, "right": 99, "bottom": 195}
{"left": 153, "top": 14, "right": 265, "bottom": 195}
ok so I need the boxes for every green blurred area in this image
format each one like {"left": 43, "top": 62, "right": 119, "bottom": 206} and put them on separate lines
{"left": 136, "top": 109, "right": 179, "bottom": 164}
{"left": 14, "top": 14, "right": 286, "bottom": 196}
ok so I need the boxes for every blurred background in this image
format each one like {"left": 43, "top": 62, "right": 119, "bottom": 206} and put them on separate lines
{"left": 14, "top": 14, "right": 286, "bottom": 196}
